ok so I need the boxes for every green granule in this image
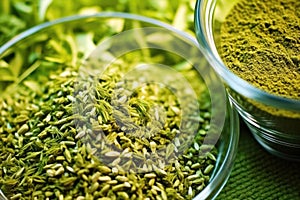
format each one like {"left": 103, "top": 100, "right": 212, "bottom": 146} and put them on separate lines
{"left": 0, "top": 47, "right": 216, "bottom": 200}
{"left": 220, "top": 0, "right": 300, "bottom": 99}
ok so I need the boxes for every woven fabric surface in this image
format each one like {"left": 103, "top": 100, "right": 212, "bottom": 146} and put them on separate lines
{"left": 217, "top": 122, "right": 300, "bottom": 200}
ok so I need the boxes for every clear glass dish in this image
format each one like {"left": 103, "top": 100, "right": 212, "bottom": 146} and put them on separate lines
{"left": 0, "top": 12, "right": 239, "bottom": 200}
{"left": 195, "top": 0, "right": 300, "bottom": 160}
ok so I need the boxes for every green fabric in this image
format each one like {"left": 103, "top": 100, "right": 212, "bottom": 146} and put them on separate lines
{"left": 217, "top": 122, "right": 300, "bottom": 200}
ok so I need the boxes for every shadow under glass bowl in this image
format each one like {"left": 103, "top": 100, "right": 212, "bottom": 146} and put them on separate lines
{"left": 195, "top": 0, "right": 300, "bottom": 161}
{"left": 0, "top": 12, "right": 239, "bottom": 200}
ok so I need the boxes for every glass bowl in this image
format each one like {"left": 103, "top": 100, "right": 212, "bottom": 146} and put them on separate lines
{"left": 195, "top": 0, "right": 300, "bottom": 160}
{"left": 0, "top": 12, "right": 239, "bottom": 200}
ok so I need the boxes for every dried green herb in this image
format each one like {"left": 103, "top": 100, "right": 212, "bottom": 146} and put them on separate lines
{"left": 220, "top": 0, "right": 300, "bottom": 99}
{"left": 0, "top": 1, "right": 217, "bottom": 199}
{"left": 0, "top": 0, "right": 196, "bottom": 91}
{"left": 0, "top": 50, "right": 217, "bottom": 200}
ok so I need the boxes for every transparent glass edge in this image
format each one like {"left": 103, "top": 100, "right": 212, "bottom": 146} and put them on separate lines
{"left": 0, "top": 12, "right": 199, "bottom": 57}
{"left": 194, "top": 0, "right": 300, "bottom": 111}
{"left": 0, "top": 11, "right": 239, "bottom": 199}
{"left": 193, "top": 101, "right": 240, "bottom": 200}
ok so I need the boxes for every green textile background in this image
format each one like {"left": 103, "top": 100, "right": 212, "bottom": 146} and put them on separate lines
{"left": 217, "top": 122, "right": 300, "bottom": 200}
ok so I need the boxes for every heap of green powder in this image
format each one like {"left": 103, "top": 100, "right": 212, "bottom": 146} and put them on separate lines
{"left": 220, "top": 0, "right": 300, "bottom": 99}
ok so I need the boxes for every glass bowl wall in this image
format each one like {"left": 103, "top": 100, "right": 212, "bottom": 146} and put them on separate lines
{"left": 0, "top": 12, "right": 239, "bottom": 200}
{"left": 195, "top": 0, "right": 300, "bottom": 160}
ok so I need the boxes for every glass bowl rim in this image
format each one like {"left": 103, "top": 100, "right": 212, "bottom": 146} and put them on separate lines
{"left": 0, "top": 11, "right": 240, "bottom": 200}
{"left": 194, "top": 0, "right": 300, "bottom": 111}
{"left": 0, "top": 12, "right": 202, "bottom": 57}
{"left": 194, "top": 103, "right": 240, "bottom": 200}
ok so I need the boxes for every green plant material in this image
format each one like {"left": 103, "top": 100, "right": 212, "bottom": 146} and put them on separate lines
{"left": 0, "top": 0, "right": 196, "bottom": 91}
{"left": 0, "top": 59, "right": 217, "bottom": 199}
{"left": 45, "top": 0, "right": 195, "bottom": 34}
{"left": 0, "top": 14, "right": 26, "bottom": 45}
{"left": 0, "top": 0, "right": 53, "bottom": 46}
{"left": 0, "top": 0, "right": 217, "bottom": 199}
{"left": 0, "top": 0, "right": 195, "bottom": 46}
{"left": 220, "top": 0, "right": 300, "bottom": 100}
{"left": 0, "top": 28, "right": 217, "bottom": 200}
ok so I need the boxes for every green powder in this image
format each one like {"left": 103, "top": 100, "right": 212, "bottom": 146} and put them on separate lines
{"left": 220, "top": 0, "right": 300, "bottom": 99}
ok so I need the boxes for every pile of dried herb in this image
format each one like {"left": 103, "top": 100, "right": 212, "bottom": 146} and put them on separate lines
{"left": 0, "top": 36, "right": 217, "bottom": 200}
{"left": 220, "top": 0, "right": 300, "bottom": 99}
{"left": 0, "top": 0, "right": 218, "bottom": 199}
